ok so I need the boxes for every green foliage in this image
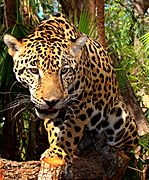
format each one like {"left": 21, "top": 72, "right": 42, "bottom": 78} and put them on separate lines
{"left": 140, "top": 32, "right": 149, "bottom": 52}
{"left": 105, "top": 0, "right": 149, "bottom": 94}
{"left": 78, "top": 11, "right": 98, "bottom": 39}
{"left": 139, "top": 134, "right": 149, "bottom": 151}
{"left": 0, "top": 24, "right": 29, "bottom": 88}
{"left": 105, "top": 2, "right": 149, "bottom": 179}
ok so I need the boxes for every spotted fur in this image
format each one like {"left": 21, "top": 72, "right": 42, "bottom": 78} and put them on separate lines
{"left": 4, "top": 12, "right": 138, "bottom": 175}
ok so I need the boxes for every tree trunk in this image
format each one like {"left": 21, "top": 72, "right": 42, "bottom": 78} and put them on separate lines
{"left": 4, "top": 0, "right": 16, "bottom": 29}
{"left": 59, "top": 0, "right": 96, "bottom": 22}
{"left": 96, "top": 0, "right": 106, "bottom": 48}
{"left": 84, "top": 0, "right": 96, "bottom": 16}
{"left": 134, "top": 0, "right": 144, "bottom": 19}
{"left": 59, "top": 0, "right": 82, "bottom": 22}
{"left": 143, "top": 0, "right": 149, "bottom": 13}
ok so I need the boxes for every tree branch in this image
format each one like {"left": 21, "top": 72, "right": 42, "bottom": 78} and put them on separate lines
{"left": 0, "top": 138, "right": 130, "bottom": 180}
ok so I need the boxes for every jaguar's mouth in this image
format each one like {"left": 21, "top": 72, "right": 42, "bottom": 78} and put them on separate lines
{"left": 35, "top": 107, "right": 59, "bottom": 119}
{"left": 36, "top": 107, "right": 58, "bottom": 114}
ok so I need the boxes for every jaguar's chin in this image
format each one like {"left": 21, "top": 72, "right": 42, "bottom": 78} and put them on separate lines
{"left": 35, "top": 107, "right": 60, "bottom": 119}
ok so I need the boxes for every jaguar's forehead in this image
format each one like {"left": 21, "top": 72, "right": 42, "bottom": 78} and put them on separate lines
{"left": 13, "top": 12, "right": 80, "bottom": 73}
{"left": 19, "top": 41, "right": 64, "bottom": 72}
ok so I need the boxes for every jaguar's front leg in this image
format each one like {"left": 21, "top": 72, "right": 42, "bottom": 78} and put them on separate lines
{"left": 41, "top": 116, "right": 88, "bottom": 179}
{"left": 40, "top": 119, "right": 65, "bottom": 165}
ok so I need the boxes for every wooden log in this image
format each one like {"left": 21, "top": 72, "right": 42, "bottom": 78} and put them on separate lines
{"left": 0, "top": 144, "right": 130, "bottom": 180}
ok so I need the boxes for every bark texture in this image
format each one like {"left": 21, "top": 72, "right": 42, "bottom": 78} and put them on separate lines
{"left": 4, "top": 0, "right": 16, "bottom": 28}
{"left": 96, "top": 0, "right": 106, "bottom": 48}
{"left": 0, "top": 144, "right": 129, "bottom": 180}
{"left": 59, "top": 0, "right": 96, "bottom": 22}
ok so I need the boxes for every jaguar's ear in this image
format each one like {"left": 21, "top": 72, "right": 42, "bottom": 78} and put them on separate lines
{"left": 70, "top": 35, "right": 88, "bottom": 57}
{"left": 3, "top": 34, "right": 22, "bottom": 57}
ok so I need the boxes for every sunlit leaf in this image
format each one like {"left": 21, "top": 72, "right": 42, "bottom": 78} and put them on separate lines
{"left": 77, "top": 10, "right": 98, "bottom": 40}
{"left": 140, "top": 32, "right": 149, "bottom": 51}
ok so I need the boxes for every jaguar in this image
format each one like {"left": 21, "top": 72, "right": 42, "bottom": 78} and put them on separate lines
{"left": 4, "top": 12, "right": 138, "bottom": 178}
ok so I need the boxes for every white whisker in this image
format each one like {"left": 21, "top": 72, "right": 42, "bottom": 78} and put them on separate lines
{"left": 10, "top": 107, "right": 27, "bottom": 121}
{"left": 9, "top": 81, "right": 19, "bottom": 92}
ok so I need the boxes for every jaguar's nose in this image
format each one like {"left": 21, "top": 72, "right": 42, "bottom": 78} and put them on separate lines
{"left": 44, "top": 99, "right": 59, "bottom": 107}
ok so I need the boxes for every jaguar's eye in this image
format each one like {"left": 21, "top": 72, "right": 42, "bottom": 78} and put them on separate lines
{"left": 29, "top": 68, "right": 39, "bottom": 75}
{"left": 61, "top": 67, "right": 69, "bottom": 75}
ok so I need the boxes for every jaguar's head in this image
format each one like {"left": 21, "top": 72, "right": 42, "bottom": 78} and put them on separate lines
{"left": 4, "top": 34, "right": 87, "bottom": 119}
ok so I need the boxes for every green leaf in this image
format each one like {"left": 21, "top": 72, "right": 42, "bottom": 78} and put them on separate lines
{"left": 77, "top": 10, "right": 98, "bottom": 40}
{"left": 140, "top": 32, "right": 149, "bottom": 51}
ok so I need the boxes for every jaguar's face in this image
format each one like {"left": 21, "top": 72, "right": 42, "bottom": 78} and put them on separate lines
{"left": 4, "top": 34, "right": 87, "bottom": 119}
{"left": 27, "top": 55, "right": 78, "bottom": 119}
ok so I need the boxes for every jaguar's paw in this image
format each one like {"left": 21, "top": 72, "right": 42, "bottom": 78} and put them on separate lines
{"left": 42, "top": 156, "right": 65, "bottom": 166}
